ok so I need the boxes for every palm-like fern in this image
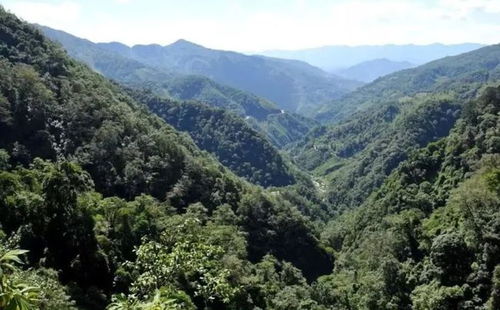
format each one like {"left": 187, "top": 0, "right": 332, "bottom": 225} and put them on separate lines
{"left": 0, "top": 249, "right": 39, "bottom": 310}
{"left": 107, "top": 288, "right": 195, "bottom": 310}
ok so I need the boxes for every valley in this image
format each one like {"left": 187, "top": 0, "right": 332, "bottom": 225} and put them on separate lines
{"left": 0, "top": 3, "right": 499, "bottom": 310}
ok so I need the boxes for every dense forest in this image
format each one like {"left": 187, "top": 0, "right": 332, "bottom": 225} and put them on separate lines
{"left": 0, "top": 8, "right": 332, "bottom": 309}
{"left": 129, "top": 89, "right": 298, "bottom": 187}
{"left": 1, "top": 4, "right": 500, "bottom": 310}
{"left": 319, "top": 85, "right": 500, "bottom": 309}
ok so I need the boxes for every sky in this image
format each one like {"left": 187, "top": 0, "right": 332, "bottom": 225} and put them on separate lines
{"left": 2, "top": 0, "right": 500, "bottom": 51}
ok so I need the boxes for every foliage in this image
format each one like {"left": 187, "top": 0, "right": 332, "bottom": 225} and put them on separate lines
{"left": 130, "top": 90, "right": 297, "bottom": 187}
{"left": 0, "top": 247, "right": 38, "bottom": 310}
{"left": 12, "top": 268, "right": 77, "bottom": 310}
{"left": 2, "top": 4, "right": 500, "bottom": 310}
{"left": 319, "top": 85, "right": 500, "bottom": 309}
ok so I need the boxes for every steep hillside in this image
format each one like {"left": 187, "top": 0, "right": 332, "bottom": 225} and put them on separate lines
{"left": 96, "top": 39, "right": 361, "bottom": 114}
{"left": 291, "top": 44, "right": 500, "bottom": 213}
{"left": 0, "top": 8, "right": 332, "bottom": 309}
{"left": 336, "top": 58, "right": 414, "bottom": 82}
{"left": 130, "top": 90, "right": 297, "bottom": 187}
{"left": 249, "top": 110, "right": 319, "bottom": 147}
{"left": 319, "top": 86, "right": 500, "bottom": 309}
{"left": 39, "top": 26, "right": 318, "bottom": 147}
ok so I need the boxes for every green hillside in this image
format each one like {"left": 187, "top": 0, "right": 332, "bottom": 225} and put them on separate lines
{"left": 316, "top": 44, "right": 500, "bottom": 123}
{"left": 36, "top": 26, "right": 310, "bottom": 187}
{"left": 2, "top": 3, "right": 500, "bottom": 310}
{"left": 318, "top": 85, "right": 500, "bottom": 309}
{"left": 291, "top": 45, "right": 500, "bottom": 213}
{"left": 130, "top": 90, "right": 297, "bottom": 187}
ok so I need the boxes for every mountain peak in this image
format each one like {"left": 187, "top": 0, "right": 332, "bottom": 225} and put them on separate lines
{"left": 168, "top": 39, "right": 203, "bottom": 49}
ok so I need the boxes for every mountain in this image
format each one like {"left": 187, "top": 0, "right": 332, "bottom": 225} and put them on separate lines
{"left": 259, "top": 43, "right": 484, "bottom": 72}
{"left": 335, "top": 58, "right": 414, "bottom": 82}
{"left": 129, "top": 89, "right": 298, "bottom": 187}
{"left": 260, "top": 43, "right": 484, "bottom": 71}
{"left": 95, "top": 38, "right": 362, "bottom": 114}
{"left": 37, "top": 26, "right": 300, "bottom": 187}
{"left": 315, "top": 44, "right": 500, "bottom": 124}
{"left": 290, "top": 44, "right": 500, "bottom": 214}
{"left": 39, "top": 25, "right": 318, "bottom": 147}
{"left": 0, "top": 7, "right": 333, "bottom": 309}
{"left": 319, "top": 86, "right": 500, "bottom": 309}
{"left": 37, "top": 25, "right": 275, "bottom": 120}
{"left": 4, "top": 3, "right": 500, "bottom": 310}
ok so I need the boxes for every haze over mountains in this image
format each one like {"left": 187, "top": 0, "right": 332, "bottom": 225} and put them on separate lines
{"left": 259, "top": 43, "right": 484, "bottom": 71}
{"left": 315, "top": 44, "right": 500, "bottom": 124}
{"left": 335, "top": 58, "right": 415, "bottom": 83}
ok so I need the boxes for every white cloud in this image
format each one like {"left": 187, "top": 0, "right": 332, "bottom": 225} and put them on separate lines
{"left": 7, "top": 1, "right": 82, "bottom": 27}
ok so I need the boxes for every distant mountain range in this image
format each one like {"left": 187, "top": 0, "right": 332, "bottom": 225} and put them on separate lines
{"left": 79, "top": 37, "right": 362, "bottom": 112}
{"left": 335, "top": 58, "right": 414, "bottom": 82}
{"left": 259, "top": 43, "right": 484, "bottom": 71}
{"left": 93, "top": 39, "right": 361, "bottom": 114}
{"left": 38, "top": 25, "right": 320, "bottom": 147}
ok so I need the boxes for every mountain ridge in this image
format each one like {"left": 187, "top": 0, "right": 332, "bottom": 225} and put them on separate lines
{"left": 260, "top": 43, "right": 484, "bottom": 71}
{"left": 335, "top": 58, "right": 415, "bottom": 82}
{"left": 92, "top": 34, "right": 362, "bottom": 114}
{"left": 0, "top": 8, "right": 333, "bottom": 308}
{"left": 315, "top": 43, "right": 500, "bottom": 124}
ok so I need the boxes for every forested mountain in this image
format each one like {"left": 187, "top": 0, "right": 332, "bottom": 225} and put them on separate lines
{"left": 336, "top": 58, "right": 414, "bottom": 82}
{"left": 318, "top": 86, "right": 500, "bottom": 309}
{"left": 129, "top": 90, "right": 297, "bottom": 187}
{"left": 260, "top": 43, "right": 484, "bottom": 71}
{"left": 39, "top": 25, "right": 318, "bottom": 147}
{"left": 315, "top": 44, "right": 500, "bottom": 123}
{"left": 2, "top": 3, "right": 500, "bottom": 310}
{"left": 35, "top": 24, "right": 301, "bottom": 187}
{"left": 94, "top": 39, "right": 361, "bottom": 114}
{"left": 291, "top": 44, "right": 500, "bottom": 214}
{"left": 0, "top": 8, "right": 334, "bottom": 309}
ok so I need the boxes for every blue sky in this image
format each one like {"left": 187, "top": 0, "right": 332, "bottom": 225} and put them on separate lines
{"left": 2, "top": 0, "right": 500, "bottom": 51}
